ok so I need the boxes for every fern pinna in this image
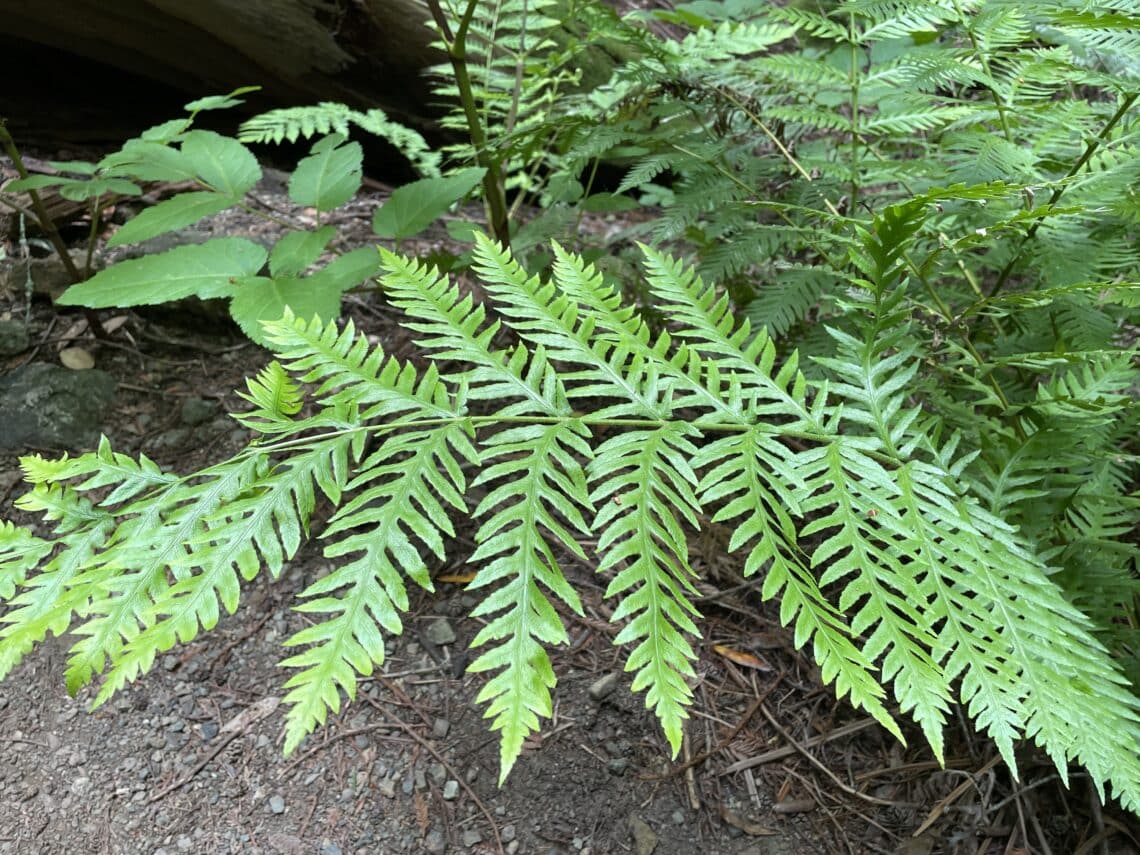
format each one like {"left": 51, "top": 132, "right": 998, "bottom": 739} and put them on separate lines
{"left": 2, "top": 227, "right": 1139, "bottom": 806}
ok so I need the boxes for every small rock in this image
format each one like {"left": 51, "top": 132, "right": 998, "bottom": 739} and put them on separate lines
{"left": 0, "top": 319, "right": 29, "bottom": 356}
{"left": 424, "top": 830, "right": 446, "bottom": 855}
{"left": 462, "top": 829, "right": 483, "bottom": 847}
{"left": 378, "top": 778, "right": 397, "bottom": 799}
{"left": 414, "top": 768, "right": 427, "bottom": 791}
{"left": 267, "top": 834, "right": 304, "bottom": 855}
{"left": 588, "top": 673, "right": 619, "bottom": 701}
{"left": 0, "top": 362, "right": 116, "bottom": 450}
{"left": 200, "top": 722, "right": 219, "bottom": 740}
{"left": 671, "top": 810, "right": 685, "bottom": 825}
{"left": 179, "top": 397, "right": 215, "bottom": 427}
{"left": 432, "top": 717, "right": 450, "bottom": 738}
{"left": 501, "top": 825, "right": 516, "bottom": 843}
{"left": 429, "top": 763, "right": 446, "bottom": 785}
{"left": 424, "top": 618, "right": 456, "bottom": 646}
{"left": 607, "top": 758, "right": 628, "bottom": 775}
{"left": 268, "top": 794, "right": 286, "bottom": 814}
{"left": 176, "top": 836, "right": 192, "bottom": 852}
{"left": 442, "top": 779, "right": 460, "bottom": 800}
{"left": 629, "top": 815, "right": 657, "bottom": 855}
{"left": 319, "top": 842, "right": 342, "bottom": 855}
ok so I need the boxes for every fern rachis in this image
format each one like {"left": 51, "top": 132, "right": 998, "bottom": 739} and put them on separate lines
{"left": 4, "top": 229, "right": 1140, "bottom": 810}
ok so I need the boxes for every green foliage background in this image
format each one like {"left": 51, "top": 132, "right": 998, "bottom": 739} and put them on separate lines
{"left": 2, "top": 0, "right": 1138, "bottom": 813}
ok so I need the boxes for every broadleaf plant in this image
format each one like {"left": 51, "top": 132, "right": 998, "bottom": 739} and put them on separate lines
{"left": 3, "top": 217, "right": 1140, "bottom": 802}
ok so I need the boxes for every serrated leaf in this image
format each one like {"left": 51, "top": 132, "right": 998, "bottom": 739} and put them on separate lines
{"left": 101, "top": 140, "right": 197, "bottom": 182}
{"left": 230, "top": 276, "right": 341, "bottom": 346}
{"left": 181, "top": 130, "right": 261, "bottom": 196}
{"left": 372, "top": 168, "right": 486, "bottom": 240}
{"left": 288, "top": 134, "right": 363, "bottom": 212}
{"left": 107, "top": 191, "right": 237, "bottom": 248}
{"left": 57, "top": 238, "right": 267, "bottom": 308}
{"left": 184, "top": 87, "right": 259, "bottom": 113}
{"left": 269, "top": 226, "right": 337, "bottom": 278}
{"left": 58, "top": 177, "right": 142, "bottom": 202}
{"left": 305, "top": 247, "right": 383, "bottom": 295}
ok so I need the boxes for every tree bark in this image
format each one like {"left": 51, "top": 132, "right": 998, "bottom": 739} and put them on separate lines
{"left": 0, "top": 0, "right": 443, "bottom": 124}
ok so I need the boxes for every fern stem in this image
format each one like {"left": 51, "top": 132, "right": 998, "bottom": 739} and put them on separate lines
{"left": 951, "top": 0, "right": 1014, "bottom": 145}
{"left": 847, "top": 10, "right": 861, "bottom": 211}
{"left": 424, "top": 0, "right": 512, "bottom": 248}
{"left": 0, "top": 120, "right": 108, "bottom": 339}
{"left": 987, "top": 92, "right": 1138, "bottom": 299}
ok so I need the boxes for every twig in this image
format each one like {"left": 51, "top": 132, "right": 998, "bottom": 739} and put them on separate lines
{"left": 652, "top": 672, "right": 785, "bottom": 780}
{"left": 757, "top": 704, "right": 908, "bottom": 809}
{"left": 912, "top": 754, "right": 1001, "bottom": 837}
{"left": 719, "top": 715, "right": 878, "bottom": 775}
{"left": 149, "top": 695, "right": 279, "bottom": 803}
{"left": 361, "top": 694, "right": 505, "bottom": 855}
{"left": 278, "top": 725, "right": 412, "bottom": 778}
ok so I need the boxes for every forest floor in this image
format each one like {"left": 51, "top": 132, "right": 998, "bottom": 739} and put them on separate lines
{"left": 1, "top": 165, "right": 1135, "bottom": 855}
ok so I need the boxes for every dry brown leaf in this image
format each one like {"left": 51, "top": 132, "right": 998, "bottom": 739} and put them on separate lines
{"left": 220, "top": 695, "right": 280, "bottom": 734}
{"left": 712, "top": 644, "right": 773, "bottom": 672}
{"left": 59, "top": 347, "right": 94, "bottom": 370}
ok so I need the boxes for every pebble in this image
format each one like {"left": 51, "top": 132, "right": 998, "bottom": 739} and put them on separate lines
{"left": 462, "top": 829, "right": 483, "bottom": 847}
{"left": 424, "top": 618, "right": 456, "bottom": 646}
{"left": 442, "top": 779, "right": 459, "bottom": 800}
{"left": 268, "top": 794, "right": 286, "bottom": 814}
{"left": 501, "top": 825, "right": 516, "bottom": 843}
{"left": 432, "top": 717, "right": 450, "bottom": 738}
{"left": 588, "top": 673, "right": 619, "bottom": 701}
{"left": 179, "top": 397, "right": 215, "bottom": 427}
{"left": 607, "top": 758, "right": 629, "bottom": 775}
{"left": 379, "top": 778, "right": 397, "bottom": 799}
{"left": 671, "top": 810, "right": 685, "bottom": 825}
{"left": 424, "top": 830, "right": 446, "bottom": 854}
{"left": 629, "top": 815, "right": 658, "bottom": 855}
{"left": 200, "top": 722, "right": 219, "bottom": 740}
{"left": 319, "top": 842, "right": 342, "bottom": 855}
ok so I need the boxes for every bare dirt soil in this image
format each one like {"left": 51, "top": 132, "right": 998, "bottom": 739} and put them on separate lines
{"left": 2, "top": 170, "right": 1137, "bottom": 855}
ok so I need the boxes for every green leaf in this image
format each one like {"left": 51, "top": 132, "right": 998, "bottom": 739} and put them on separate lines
{"left": 372, "top": 168, "right": 486, "bottom": 240}
{"left": 57, "top": 238, "right": 267, "bottom": 308}
{"left": 183, "top": 87, "right": 260, "bottom": 113}
{"left": 107, "top": 191, "right": 237, "bottom": 248}
{"left": 181, "top": 130, "right": 261, "bottom": 196}
{"left": 101, "top": 140, "right": 198, "bottom": 182}
{"left": 305, "top": 247, "right": 383, "bottom": 295}
{"left": 269, "top": 226, "right": 337, "bottom": 278}
{"left": 58, "top": 177, "right": 142, "bottom": 202}
{"left": 288, "top": 134, "right": 363, "bottom": 212}
{"left": 230, "top": 277, "right": 342, "bottom": 346}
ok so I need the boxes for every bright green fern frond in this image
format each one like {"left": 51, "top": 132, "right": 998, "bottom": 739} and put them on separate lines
{"left": 590, "top": 423, "right": 703, "bottom": 755}
{"left": 0, "top": 493, "right": 113, "bottom": 681}
{"left": 280, "top": 419, "right": 474, "bottom": 754}
{"left": 238, "top": 103, "right": 440, "bottom": 177}
{"left": 377, "top": 248, "right": 571, "bottom": 417}
{"left": 467, "top": 420, "right": 594, "bottom": 782}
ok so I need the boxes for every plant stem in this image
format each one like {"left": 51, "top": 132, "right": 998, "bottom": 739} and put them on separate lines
{"left": 425, "top": 0, "right": 512, "bottom": 248}
{"left": 986, "top": 92, "right": 1138, "bottom": 298}
{"left": 0, "top": 118, "right": 108, "bottom": 338}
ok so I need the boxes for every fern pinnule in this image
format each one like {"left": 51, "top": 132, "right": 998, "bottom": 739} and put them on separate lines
{"left": 467, "top": 419, "right": 594, "bottom": 782}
